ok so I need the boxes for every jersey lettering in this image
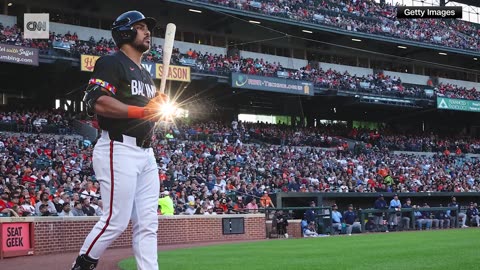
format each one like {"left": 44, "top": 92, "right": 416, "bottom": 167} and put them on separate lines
{"left": 145, "top": 84, "right": 156, "bottom": 98}
{"left": 131, "top": 80, "right": 156, "bottom": 98}
{"left": 131, "top": 80, "right": 138, "bottom": 95}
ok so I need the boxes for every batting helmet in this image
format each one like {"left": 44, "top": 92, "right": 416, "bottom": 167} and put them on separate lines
{"left": 111, "top": 10, "right": 157, "bottom": 47}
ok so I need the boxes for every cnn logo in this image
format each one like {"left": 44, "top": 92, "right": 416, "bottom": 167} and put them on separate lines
{"left": 24, "top": 13, "right": 49, "bottom": 39}
{"left": 26, "top": 21, "right": 47, "bottom": 31}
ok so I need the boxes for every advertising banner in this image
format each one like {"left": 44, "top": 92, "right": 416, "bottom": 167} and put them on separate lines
{"left": 154, "top": 63, "right": 191, "bottom": 82}
{"left": 1, "top": 222, "right": 34, "bottom": 259}
{"left": 437, "top": 97, "right": 480, "bottom": 113}
{"left": 231, "top": 73, "right": 314, "bottom": 96}
{"left": 80, "top": 54, "right": 100, "bottom": 72}
{"left": 80, "top": 55, "right": 191, "bottom": 82}
{"left": 0, "top": 44, "right": 39, "bottom": 66}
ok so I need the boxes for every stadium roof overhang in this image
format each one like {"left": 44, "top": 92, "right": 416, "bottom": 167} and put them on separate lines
{"left": 164, "top": 0, "right": 480, "bottom": 74}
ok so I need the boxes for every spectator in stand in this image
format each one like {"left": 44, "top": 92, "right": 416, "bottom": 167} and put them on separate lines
{"left": 204, "top": 206, "right": 216, "bottom": 215}
{"left": 203, "top": 0, "right": 480, "bottom": 52}
{"left": 0, "top": 190, "right": 13, "bottom": 217}
{"left": 175, "top": 201, "right": 185, "bottom": 215}
{"left": 81, "top": 198, "right": 96, "bottom": 216}
{"left": 58, "top": 202, "right": 74, "bottom": 217}
{"left": 260, "top": 191, "right": 275, "bottom": 209}
{"left": 233, "top": 197, "right": 246, "bottom": 214}
{"left": 158, "top": 191, "right": 174, "bottom": 215}
{"left": 185, "top": 201, "right": 196, "bottom": 215}
{"left": 246, "top": 198, "right": 259, "bottom": 213}
{"left": 91, "top": 198, "right": 103, "bottom": 216}
{"left": 39, "top": 204, "right": 54, "bottom": 216}
{"left": 35, "top": 192, "right": 57, "bottom": 216}
{"left": 52, "top": 194, "right": 63, "bottom": 213}
{"left": 71, "top": 201, "right": 85, "bottom": 216}
{"left": 20, "top": 194, "right": 35, "bottom": 215}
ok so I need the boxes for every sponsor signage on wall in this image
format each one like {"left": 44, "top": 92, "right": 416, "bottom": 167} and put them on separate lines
{"left": 231, "top": 73, "right": 313, "bottom": 96}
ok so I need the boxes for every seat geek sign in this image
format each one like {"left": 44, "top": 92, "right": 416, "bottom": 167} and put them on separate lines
{"left": 1, "top": 222, "right": 34, "bottom": 259}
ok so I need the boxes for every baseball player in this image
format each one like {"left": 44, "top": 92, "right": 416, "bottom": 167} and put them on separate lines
{"left": 72, "top": 10, "right": 167, "bottom": 270}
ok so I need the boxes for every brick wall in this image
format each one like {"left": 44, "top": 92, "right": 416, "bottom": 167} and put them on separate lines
{"left": 0, "top": 214, "right": 266, "bottom": 256}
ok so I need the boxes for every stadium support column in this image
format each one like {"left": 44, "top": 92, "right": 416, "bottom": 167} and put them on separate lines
{"left": 3, "top": 0, "right": 7, "bottom": 15}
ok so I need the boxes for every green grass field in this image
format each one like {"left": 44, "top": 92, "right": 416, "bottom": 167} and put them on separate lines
{"left": 118, "top": 229, "right": 478, "bottom": 270}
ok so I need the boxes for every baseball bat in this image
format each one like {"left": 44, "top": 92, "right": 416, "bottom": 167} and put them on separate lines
{"left": 159, "top": 23, "right": 176, "bottom": 94}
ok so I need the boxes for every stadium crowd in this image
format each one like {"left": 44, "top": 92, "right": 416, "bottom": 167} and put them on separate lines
{"left": 350, "top": 127, "right": 480, "bottom": 154}
{"left": 201, "top": 0, "right": 480, "bottom": 52}
{"left": 0, "top": 115, "right": 479, "bottom": 221}
{"left": 1, "top": 23, "right": 479, "bottom": 101}
{"left": 0, "top": 109, "right": 73, "bottom": 135}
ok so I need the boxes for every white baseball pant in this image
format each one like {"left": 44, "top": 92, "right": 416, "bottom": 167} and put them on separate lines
{"left": 79, "top": 131, "right": 160, "bottom": 270}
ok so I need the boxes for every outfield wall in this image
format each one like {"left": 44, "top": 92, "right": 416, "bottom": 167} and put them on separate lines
{"left": 0, "top": 214, "right": 266, "bottom": 256}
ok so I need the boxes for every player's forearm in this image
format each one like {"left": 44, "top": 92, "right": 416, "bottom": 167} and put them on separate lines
{"left": 94, "top": 96, "right": 131, "bottom": 118}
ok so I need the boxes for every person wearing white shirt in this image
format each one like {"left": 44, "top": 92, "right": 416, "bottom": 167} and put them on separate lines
{"left": 185, "top": 202, "right": 196, "bottom": 215}
{"left": 91, "top": 199, "right": 104, "bottom": 216}
{"left": 58, "top": 203, "right": 75, "bottom": 217}
{"left": 303, "top": 221, "right": 319, "bottom": 238}
{"left": 204, "top": 207, "right": 217, "bottom": 215}
{"left": 81, "top": 186, "right": 97, "bottom": 200}
{"left": 21, "top": 199, "right": 35, "bottom": 215}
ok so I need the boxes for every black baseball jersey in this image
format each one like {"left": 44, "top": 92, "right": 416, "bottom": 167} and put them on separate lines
{"left": 89, "top": 51, "right": 157, "bottom": 140}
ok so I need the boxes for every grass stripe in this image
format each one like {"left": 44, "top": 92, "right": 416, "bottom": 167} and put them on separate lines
{"left": 118, "top": 229, "right": 479, "bottom": 270}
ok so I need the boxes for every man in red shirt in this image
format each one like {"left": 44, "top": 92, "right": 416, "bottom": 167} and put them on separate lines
{"left": 0, "top": 191, "right": 13, "bottom": 216}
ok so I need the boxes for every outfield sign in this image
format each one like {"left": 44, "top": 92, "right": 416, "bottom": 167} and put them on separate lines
{"left": 231, "top": 73, "right": 313, "bottom": 96}
{"left": 0, "top": 44, "right": 39, "bottom": 66}
{"left": 80, "top": 54, "right": 191, "bottom": 82}
{"left": 437, "top": 97, "right": 480, "bottom": 113}
{"left": 1, "top": 222, "right": 35, "bottom": 258}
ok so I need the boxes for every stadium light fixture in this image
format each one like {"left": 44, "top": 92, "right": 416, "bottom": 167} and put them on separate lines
{"left": 188, "top": 9, "right": 202, "bottom": 13}
{"left": 302, "top": 30, "right": 313, "bottom": 34}
{"left": 351, "top": 38, "right": 362, "bottom": 42}
{"left": 397, "top": 45, "right": 407, "bottom": 49}
{"left": 474, "top": 58, "right": 478, "bottom": 61}
{"left": 438, "top": 52, "right": 447, "bottom": 56}
{"left": 249, "top": 20, "right": 261, "bottom": 24}
{"left": 7, "top": 2, "right": 13, "bottom": 6}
